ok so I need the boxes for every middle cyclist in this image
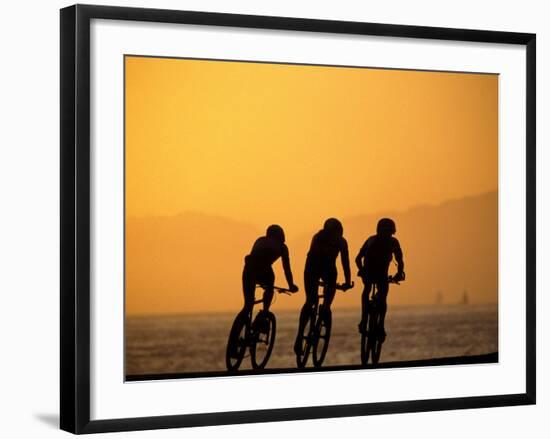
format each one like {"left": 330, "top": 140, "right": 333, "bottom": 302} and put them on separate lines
{"left": 294, "top": 218, "right": 353, "bottom": 355}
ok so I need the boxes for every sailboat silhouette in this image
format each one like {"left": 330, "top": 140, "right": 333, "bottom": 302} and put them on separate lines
{"left": 460, "top": 290, "right": 469, "bottom": 305}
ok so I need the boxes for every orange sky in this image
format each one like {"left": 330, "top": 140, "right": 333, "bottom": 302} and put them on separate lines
{"left": 125, "top": 56, "right": 498, "bottom": 315}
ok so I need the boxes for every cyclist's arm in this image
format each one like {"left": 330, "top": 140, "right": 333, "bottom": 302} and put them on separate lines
{"left": 393, "top": 239, "right": 404, "bottom": 274}
{"left": 340, "top": 238, "right": 352, "bottom": 285}
{"left": 355, "top": 252, "right": 363, "bottom": 271}
{"left": 281, "top": 244, "right": 295, "bottom": 287}
{"left": 355, "top": 241, "right": 367, "bottom": 271}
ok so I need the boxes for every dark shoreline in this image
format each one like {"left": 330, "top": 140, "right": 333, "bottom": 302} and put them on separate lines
{"left": 126, "top": 352, "right": 498, "bottom": 382}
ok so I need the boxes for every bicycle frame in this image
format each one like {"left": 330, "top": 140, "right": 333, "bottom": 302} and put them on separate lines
{"left": 226, "top": 284, "right": 294, "bottom": 371}
{"left": 360, "top": 274, "right": 403, "bottom": 365}
{"left": 305, "top": 280, "right": 350, "bottom": 341}
{"left": 296, "top": 280, "right": 353, "bottom": 368}
{"left": 244, "top": 284, "right": 292, "bottom": 341}
{"left": 365, "top": 274, "right": 402, "bottom": 310}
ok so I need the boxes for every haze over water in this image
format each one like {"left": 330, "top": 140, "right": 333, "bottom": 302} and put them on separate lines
{"left": 126, "top": 303, "right": 497, "bottom": 376}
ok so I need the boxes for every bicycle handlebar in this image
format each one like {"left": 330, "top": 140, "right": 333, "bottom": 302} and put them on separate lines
{"left": 256, "top": 284, "right": 297, "bottom": 295}
{"left": 318, "top": 280, "right": 355, "bottom": 291}
{"left": 256, "top": 280, "right": 358, "bottom": 295}
{"left": 388, "top": 272, "right": 406, "bottom": 285}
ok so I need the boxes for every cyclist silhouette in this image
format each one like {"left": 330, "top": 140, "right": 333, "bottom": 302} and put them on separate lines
{"left": 294, "top": 218, "right": 353, "bottom": 355}
{"left": 356, "top": 218, "right": 405, "bottom": 338}
{"left": 240, "top": 225, "right": 299, "bottom": 322}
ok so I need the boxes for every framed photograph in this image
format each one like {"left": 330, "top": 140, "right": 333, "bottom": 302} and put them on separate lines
{"left": 60, "top": 4, "right": 536, "bottom": 434}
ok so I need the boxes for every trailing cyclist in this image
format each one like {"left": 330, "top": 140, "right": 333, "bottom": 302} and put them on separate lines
{"left": 240, "top": 225, "right": 299, "bottom": 326}
{"left": 294, "top": 218, "right": 353, "bottom": 355}
{"left": 356, "top": 218, "right": 405, "bottom": 340}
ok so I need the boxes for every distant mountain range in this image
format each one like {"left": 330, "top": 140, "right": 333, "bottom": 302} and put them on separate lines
{"left": 126, "top": 191, "right": 497, "bottom": 315}
{"left": 321, "top": 190, "right": 498, "bottom": 308}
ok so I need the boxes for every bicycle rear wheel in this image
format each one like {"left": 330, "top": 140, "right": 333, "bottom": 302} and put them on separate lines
{"left": 360, "top": 313, "right": 371, "bottom": 365}
{"left": 296, "top": 310, "right": 315, "bottom": 368}
{"left": 251, "top": 312, "right": 276, "bottom": 369}
{"left": 225, "top": 313, "right": 249, "bottom": 371}
{"left": 312, "top": 305, "right": 332, "bottom": 368}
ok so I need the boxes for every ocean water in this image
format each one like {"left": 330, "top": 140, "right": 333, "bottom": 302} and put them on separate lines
{"left": 125, "top": 304, "right": 497, "bottom": 376}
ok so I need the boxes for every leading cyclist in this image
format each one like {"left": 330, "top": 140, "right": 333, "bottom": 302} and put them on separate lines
{"left": 355, "top": 218, "right": 405, "bottom": 339}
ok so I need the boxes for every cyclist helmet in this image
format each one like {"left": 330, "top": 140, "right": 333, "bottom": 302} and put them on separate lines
{"left": 266, "top": 224, "right": 285, "bottom": 244}
{"left": 323, "top": 218, "right": 344, "bottom": 238}
{"left": 376, "top": 218, "right": 396, "bottom": 235}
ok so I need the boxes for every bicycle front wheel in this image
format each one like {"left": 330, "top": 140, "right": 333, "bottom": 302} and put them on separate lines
{"left": 312, "top": 306, "right": 332, "bottom": 368}
{"left": 251, "top": 312, "right": 276, "bottom": 369}
{"left": 296, "top": 310, "right": 315, "bottom": 368}
{"left": 225, "top": 313, "right": 249, "bottom": 371}
{"left": 371, "top": 320, "right": 384, "bottom": 365}
{"left": 365, "top": 309, "right": 383, "bottom": 365}
{"left": 360, "top": 313, "right": 371, "bottom": 365}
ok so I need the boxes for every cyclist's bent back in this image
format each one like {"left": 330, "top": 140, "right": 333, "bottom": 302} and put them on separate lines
{"left": 241, "top": 224, "right": 298, "bottom": 319}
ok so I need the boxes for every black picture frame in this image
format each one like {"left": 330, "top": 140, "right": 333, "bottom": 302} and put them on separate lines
{"left": 60, "top": 4, "right": 536, "bottom": 434}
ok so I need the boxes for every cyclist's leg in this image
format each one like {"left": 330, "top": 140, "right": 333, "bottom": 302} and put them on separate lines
{"left": 261, "top": 268, "right": 275, "bottom": 313}
{"left": 239, "top": 265, "right": 256, "bottom": 320}
{"left": 359, "top": 278, "right": 373, "bottom": 333}
{"left": 248, "top": 268, "right": 275, "bottom": 334}
{"left": 321, "top": 266, "right": 338, "bottom": 324}
{"left": 377, "top": 281, "right": 389, "bottom": 334}
{"left": 228, "top": 266, "right": 255, "bottom": 358}
{"left": 294, "top": 271, "right": 319, "bottom": 353}
{"left": 320, "top": 267, "right": 337, "bottom": 316}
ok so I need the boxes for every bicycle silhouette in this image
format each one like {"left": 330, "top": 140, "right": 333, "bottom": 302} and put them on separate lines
{"left": 226, "top": 284, "right": 294, "bottom": 371}
{"left": 360, "top": 274, "right": 404, "bottom": 365}
{"left": 295, "top": 280, "right": 353, "bottom": 369}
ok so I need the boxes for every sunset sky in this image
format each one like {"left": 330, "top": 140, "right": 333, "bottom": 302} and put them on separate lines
{"left": 125, "top": 56, "right": 498, "bottom": 315}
